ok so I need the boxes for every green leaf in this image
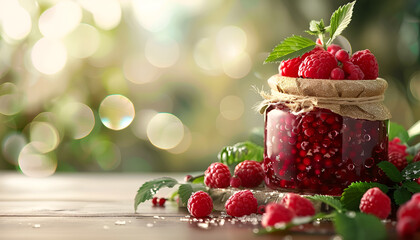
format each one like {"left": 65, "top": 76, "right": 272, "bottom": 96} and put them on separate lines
{"left": 377, "top": 161, "right": 403, "bottom": 182}
{"left": 341, "top": 182, "right": 389, "bottom": 211}
{"left": 218, "top": 141, "right": 264, "bottom": 169}
{"left": 134, "top": 177, "right": 178, "bottom": 212}
{"left": 306, "top": 195, "right": 343, "bottom": 212}
{"left": 192, "top": 175, "right": 204, "bottom": 184}
{"left": 328, "top": 1, "right": 355, "bottom": 44}
{"left": 402, "top": 161, "right": 420, "bottom": 180}
{"left": 402, "top": 181, "right": 420, "bottom": 193}
{"left": 334, "top": 212, "right": 387, "bottom": 240}
{"left": 264, "top": 35, "right": 316, "bottom": 63}
{"left": 394, "top": 187, "right": 412, "bottom": 205}
{"left": 178, "top": 183, "right": 207, "bottom": 207}
{"left": 406, "top": 142, "right": 420, "bottom": 156}
{"left": 388, "top": 121, "right": 409, "bottom": 143}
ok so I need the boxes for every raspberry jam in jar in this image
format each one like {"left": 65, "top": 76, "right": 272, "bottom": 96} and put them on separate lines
{"left": 263, "top": 103, "right": 389, "bottom": 195}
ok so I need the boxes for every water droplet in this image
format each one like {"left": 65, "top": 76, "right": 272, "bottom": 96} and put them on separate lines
{"left": 32, "top": 224, "right": 41, "bottom": 228}
{"left": 99, "top": 94, "right": 135, "bottom": 130}
{"left": 114, "top": 220, "right": 126, "bottom": 225}
{"left": 146, "top": 223, "right": 154, "bottom": 227}
{"left": 363, "top": 134, "right": 371, "bottom": 142}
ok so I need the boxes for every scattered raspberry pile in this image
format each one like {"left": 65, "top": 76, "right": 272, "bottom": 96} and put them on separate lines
{"left": 397, "top": 193, "right": 420, "bottom": 237}
{"left": 262, "top": 193, "right": 315, "bottom": 227}
{"left": 359, "top": 187, "right": 391, "bottom": 219}
{"left": 187, "top": 191, "right": 213, "bottom": 218}
{"left": 279, "top": 42, "right": 378, "bottom": 80}
{"left": 234, "top": 160, "right": 264, "bottom": 188}
{"left": 225, "top": 190, "right": 258, "bottom": 217}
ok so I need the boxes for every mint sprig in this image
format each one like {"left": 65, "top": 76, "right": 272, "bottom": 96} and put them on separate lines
{"left": 327, "top": 1, "right": 355, "bottom": 45}
{"left": 134, "top": 177, "right": 178, "bottom": 212}
{"left": 264, "top": 35, "right": 316, "bottom": 63}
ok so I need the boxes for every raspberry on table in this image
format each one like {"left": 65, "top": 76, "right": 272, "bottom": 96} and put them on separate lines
{"left": 397, "top": 198, "right": 420, "bottom": 228}
{"left": 388, "top": 151, "right": 408, "bottom": 171}
{"left": 330, "top": 67, "right": 345, "bottom": 80}
{"left": 187, "top": 191, "right": 213, "bottom": 218}
{"left": 397, "top": 217, "right": 417, "bottom": 238}
{"left": 225, "top": 190, "right": 258, "bottom": 217}
{"left": 234, "top": 160, "right": 264, "bottom": 188}
{"left": 152, "top": 197, "right": 158, "bottom": 206}
{"left": 359, "top": 187, "right": 391, "bottom": 219}
{"left": 350, "top": 49, "right": 379, "bottom": 80}
{"left": 388, "top": 137, "right": 408, "bottom": 156}
{"left": 335, "top": 49, "right": 349, "bottom": 62}
{"left": 204, "top": 162, "right": 231, "bottom": 188}
{"left": 261, "top": 203, "right": 295, "bottom": 228}
{"left": 327, "top": 44, "right": 342, "bottom": 56}
{"left": 280, "top": 193, "right": 315, "bottom": 217}
{"left": 230, "top": 176, "right": 242, "bottom": 188}
{"left": 158, "top": 198, "right": 166, "bottom": 206}
{"left": 279, "top": 57, "right": 302, "bottom": 77}
{"left": 298, "top": 51, "right": 338, "bottom": 79}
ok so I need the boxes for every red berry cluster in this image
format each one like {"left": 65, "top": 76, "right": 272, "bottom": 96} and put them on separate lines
{"left": 397, "top": 193, "right": 420, "bottom": 237}
{"left": 387, "top": 137, "right": 409, "bottom": 171}
{"left": 359, "top": 187, "right": 391, "bottom": 219}
{"left": 261, "top": 193, "right": 315, "bottom": 228}
{"left": 279, "top": 43, "right": 379, "bottom": 80}
{"left": 152, "top": 197, "right": 167, "bottom": 207}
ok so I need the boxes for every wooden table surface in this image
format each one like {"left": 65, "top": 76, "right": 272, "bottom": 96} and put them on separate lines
{"left": 0, "top": 172, "right": 400, "bottom": 240}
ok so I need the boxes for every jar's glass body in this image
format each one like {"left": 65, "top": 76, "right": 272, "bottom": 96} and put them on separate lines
{"left": 263, "top": 103, "right": 388, "bottom": 195}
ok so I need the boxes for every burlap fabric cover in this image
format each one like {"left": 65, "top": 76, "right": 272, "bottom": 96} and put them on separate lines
{"left": 260, "top": 75, "right": 391, "bottom": 121}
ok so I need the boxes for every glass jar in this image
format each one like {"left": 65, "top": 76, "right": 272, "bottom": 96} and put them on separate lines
{"left": 263, "top": 103, "right": 388, "bottom": 195}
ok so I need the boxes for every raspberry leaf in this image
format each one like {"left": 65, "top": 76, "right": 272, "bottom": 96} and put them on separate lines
{"left": 218, "top": 141, "right": 263, "bottom": 169}
{"left": 393, "top": 187, "right": 412, "bottom": 205}
{"left": 328, "top": 1, "right": 356, "bottom": 45}
{"left": 388, "top": 121, "right": 409, "bottom": 143}
{"left": 402, "top": 181, "right": 420, "bottom": 193}
{"left": 341, "top": 182, "right": 389, "bottom": 211}
{"left": 306, "top": 195, "right": 343, "bottom": 212}
{"left": 334, "top": 212, "right": 387, "bottom": 240}
{"left": 264, "top": 35, "right": 316, "bottom": 63}
{"left": 377, "top": 161, "right": 403, "bottom": 183}
{"left": 401, "top": 161, "right": 420, "bottom": 180}
{"left": 178, "top": 183, "right": 207, "bottom": 207}
{"left": 134, "top": 177, "right": 178, "bottom": 212}
{"left": 192, "top": 175, "right": 204, "bottom": 184}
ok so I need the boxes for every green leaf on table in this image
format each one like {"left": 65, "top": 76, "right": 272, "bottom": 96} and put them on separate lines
{"left": 394, "top": 187, "right": 412, "bottom": 205}
{"left": 328, "top": 1, "right": 355, "bottom": 44}
{"left": 264, "top": 35, "right": 316, "bottom": 63}
{"left": 402, "top": 161, "right": 420, "bottom": 180}
{"left": 341, "top": 182, "right": 389, "bottom": 211}
{"left": 134, "top": 177, "right": 178, "bottom": 212}
{"left": 388, "top": 121, "right": 409, "bottom": 143}
{"left": 406, "top": 142, "right": 420, "bottom": 157}
{"left": 306, "top": 195, "right": 343, "bottom": 212}
{"left": 377, "top": 161, "right": 403, "bottom": 182}
{"left": 218, "top": 141, "right": 264, "bottom": 168}
{"left": 334, "top": 212, "right": 387, "bottom": 240}
{"left": 402, "top": 181, "right": 420, "bottom": 193}
{"left": 178, "top": 183, "right": 207, "bottom": 207}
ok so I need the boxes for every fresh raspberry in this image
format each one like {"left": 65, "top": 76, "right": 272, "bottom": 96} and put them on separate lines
{"left": 411, "top": 193, "right": 420, "bottom": 202}
{"left": 342, "top": 61, "right": 364, "bottom": 80}
{"left": 335, "top": 49, "right": 349, "bottom": 62}
{"left": 327, "top": 44, "right": 342, "bottom": 56}
{"left": 225, "top": 190, "right": 258, "bottom": 217}
{"left": 298, "top": 51, "right": 338, "bottom": 79}
{"left": 187, "top": 191, "right": 213, "bottom": 218}
{"left": 388, "top": 151, "right": 408, "bottom": 171}
{"left": 350, "top": 49, "right": 379, "bottom": 80}
{"left": 152, "top": 197, "right": 158, "bottom": 206}
{"left": 230, "top": 176, "right": 241, "bottom": 188}
{"left": 301, "top": 45, "right": 324, "bottom": 60}
{"left": 158, "top": 198, "right": 166, "bottom": 206}
{"left": 397, "top": 217, "right": 417, "bottom": 238}
{"left": 359, "top": 187, "right": 391, "bottom": 219}
{"left": 398, "top": 198, "right": 420, "bottom": 228}
{"left": 184, "top": 174, "right": 193, "bottom": 182}
{"left": 279, "top": 57, "right": 302, "bottom": 77}
{"left": 416, "top": 177, "right": 420, "bottom": 185}
{"left": 330, "top": 67, "right": 345, "bottom": 80}
{"left": 280, "top": 193, "right": 315, "bottom": 217}
{"left": 261, "top": 203, "right": 295, "bottom": 228}
{"left": 204, "top": 162, "right": 231, "bottom": 188}
{"left": 234, "top": 160, "right": 264, "bottom": 188}
{"left": 389, "top": 137, "right": 408, "bottom": 156}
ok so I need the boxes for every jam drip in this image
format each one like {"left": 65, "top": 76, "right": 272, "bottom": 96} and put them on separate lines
{"left": 263, "top": 103, "right": 388, "bottom": 195}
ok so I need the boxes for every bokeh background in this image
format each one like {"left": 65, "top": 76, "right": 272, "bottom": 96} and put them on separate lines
{"left": 0, "top": 0, "right": 419, "bottom": 176}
